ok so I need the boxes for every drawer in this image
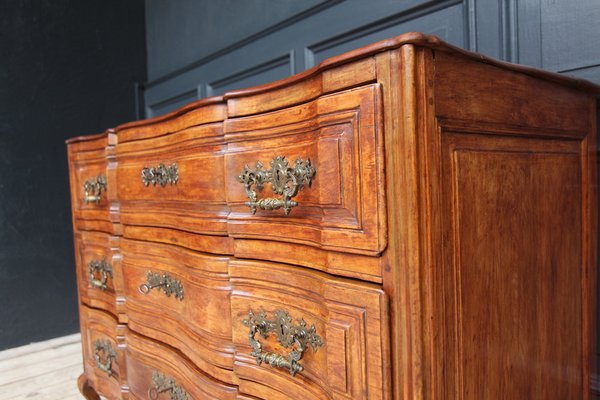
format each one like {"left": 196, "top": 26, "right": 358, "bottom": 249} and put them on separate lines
{"left": 121, "top": 238, "right": 235, "bottom": 384}
{"left": 225, "top": 84, "right": 387, "bottom": 278}
{"left": 126, "top": 328, "right": 238, "bottom": 400}
{"left": 75, "top": 230, "right": 122, "bottom": 316}
{"left": 67, "top": 132, "right": 114, "bottom": 233}
{"left": 80, "top": 305, "right": 125, "bottom": 400}
{"left": 116, "top": 121, "right": 233, "bottom": 255}
{"left": 230, "top": 259, "right": 391, "bottom": 400}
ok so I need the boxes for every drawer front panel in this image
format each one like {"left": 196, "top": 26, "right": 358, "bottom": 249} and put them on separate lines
{"left": 80, "top": 305, "right": 125, "bottom": 400}
{"left": 116, "top": 122, "right": 230, "bottom": 244}
{"left": 230, "top": 260, "right": 391, "bottom": 400}
{"left": 225, "top": 84, "right": 387, "bottom": 264}
{"left": 68, "top": 143, "right": 113, "bottom": 233}
{"left": 121, "top": 238, "right": 235, "bottom": 384}
{"left": 75, "top": 231, "right": 120, "bottom": 316}
{"left": 126, "top": 328, "right": 238, "bottom": 400}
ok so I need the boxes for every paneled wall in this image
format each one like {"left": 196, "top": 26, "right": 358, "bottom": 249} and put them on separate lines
{"left": 144, "top": 0, "right": 600, "bottom": 117}
{"left": 143, "top": 0, "right": 600, "bottom": 395}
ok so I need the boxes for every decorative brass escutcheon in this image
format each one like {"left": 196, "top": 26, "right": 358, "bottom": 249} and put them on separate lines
{"left": 237, "top": 156, "right": 316, "bottom": 215}
{"left": 141, "top": 163, "right": 179, "bottom": 187}
{"left": 94, "top": 339, "right": 117, "bottom": 377}
{"left": 83, "top": 175, "right": 107, "bottom": 204}
{"left": 242, "top": 309, "right": 324, "bottom": 376}
{"left": 149, "top": 371, "right": 188, "bottom": 400}
{"left": 88, "top": 259, "right": 112, "bottom": 291}
{"left": 139, "top": 271, "right": 184, "bottom": 301}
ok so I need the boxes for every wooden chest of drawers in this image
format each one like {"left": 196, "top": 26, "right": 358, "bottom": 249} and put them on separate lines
{"left": 67, "top": 33, "right": 599, "bottom": 399}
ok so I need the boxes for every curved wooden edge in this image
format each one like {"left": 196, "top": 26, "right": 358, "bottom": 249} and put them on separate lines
{"left": 116, "top": 95, "right": 224, "bottom": 131}
{"left": 77, "top": 373, "right": 101, "bottom": 400}
{"left": 65, "top": 128, "right": 115, "bottom": 145}
{"left": 69, "top": 31, "right": 600, "bottom": 143}
{"left": 223, "top": 31, "right": 599, "bottom": 99}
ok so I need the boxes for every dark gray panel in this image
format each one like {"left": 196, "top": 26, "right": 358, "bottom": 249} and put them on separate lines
{"left": 145, "top": 0, "right": 325, "bottom": 80}
{"left": 146, "top": 89, "right": 197, "bottom": 118}
{"left": 144, "top": 0, "right": 467, "bottom": 117}
{"left": 516, "top": 0, "right": 542, "bottom": 68}
{"left": 207, "top": 53, "right": 293, "bottom": 96}
{"left": 540, "top": 0, "right": 600, "bottom": 76}
{"left": 307, "top": 2, "right": 464, "bottom": 66}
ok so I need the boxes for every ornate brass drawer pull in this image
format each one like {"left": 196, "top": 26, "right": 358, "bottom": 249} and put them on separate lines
{"left": 88, "top": 259, "right": 112, "bottom": 291}
{"left": 139, "top": 271, "right": 184, "bottom": 301}
{"left": 141, "top": 163, "right": 179, "bottom": 187}
{"left": 237, "top": 156, "right": 315, "bottom": 215}
{"left": 149, "top": 371, "right": 188, "bottom": 400}
{"left": 242, "top": 309, "right": 324, "bottom": 376}
{"left": 94, "top": 339, "right": 117, "bottom": 377}
{"left": 83, "top": 175, "right": 107, "bottom": 204}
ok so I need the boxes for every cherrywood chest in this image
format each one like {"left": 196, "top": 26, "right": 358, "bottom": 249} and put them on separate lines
{"left": 67, "top": 32, "right": 599, "bottom": 399}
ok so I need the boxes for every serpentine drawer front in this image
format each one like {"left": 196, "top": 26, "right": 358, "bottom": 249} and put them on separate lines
{"left": 126, "top": 328, "right": 238, "bottom": 400}
{"left": 79, "top": 305, "right": 125, "bottom": 400}
{"left": 225, "top": 84, "right": 386, "bottom": 260}
{"left": 120, "top": 238, "right": 235, "bottom": 385}
{"left": 74, "top": 230, "right": 119, "bottom": 316}
{"left": 68, "top": 33, "right": 598, "bottom": 400}
{"left": 115, "top": 107, "right": 229, "bottom": 252}
{"left": 230, "top": 259, "right": 390, "bottom": 400}
{"left": 67, "top": 134, "right": 113, "bottom": 226}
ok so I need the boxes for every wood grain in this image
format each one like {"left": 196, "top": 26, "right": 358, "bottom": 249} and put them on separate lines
{"left": 125, "top": 328, "right": 239, "bottom": 400}
{"left": 121, "top": 238, "right": 235, "bottom": 384}
{"left": 116, "top": 121, "right": 229, "bottom": 239}
{"left": 66, "top": 33, "right": 598, "bottom": 400}
{"left": 229, "top": 259, "right": 391, "bottom": 400}
{"left": 225, "top": 84, "right": 387, "bottom": 262}
{"left": 79, "top": 305, "right": 125, "bottom": 400}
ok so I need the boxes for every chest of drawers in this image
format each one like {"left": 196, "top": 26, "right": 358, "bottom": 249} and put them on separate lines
{"left": 68, "top": 33, "right": 598, "bottom": 399}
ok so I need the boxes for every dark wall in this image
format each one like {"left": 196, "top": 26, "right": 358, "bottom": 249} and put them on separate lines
{"left": 0, "top": 0, "right": 146, "bottom": 350}
{"left": 143, "top": 0, "right": 600, "bottom": 117}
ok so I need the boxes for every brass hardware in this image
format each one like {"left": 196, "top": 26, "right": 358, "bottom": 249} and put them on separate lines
{"left": 88, "top": 259, "right": 112, "bottom": 291}
{"left": 83, "top": 175, "right": 107, "bottom": 204}
{"left": 242, "top": 309, "right": 324, "bottom": 376}
{"left": 141, "top": 163, "right": 179, "bottom": 187}
{"left": 94, "top": 339, "right": 117, "bottom": 377}
{"left": 237, "top": 156, "right": 315, "bottom": 215}
{"left": 139, "top": 271, "right": 184, "bottom": 301}
{"left": 149, "top": 371, "right": 188, "bottom": 400}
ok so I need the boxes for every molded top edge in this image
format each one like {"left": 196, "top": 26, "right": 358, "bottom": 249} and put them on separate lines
{"left": 116, "top": 95, "right": 224, "bottom": 132}
{"left": 69, "top": 32, "right": 600, "bottom": 142}
{"left": 65, "top": 128, "right": 114, "bottom": 145}
{"left": 224, "top": 32, "right": 600, "bottom": 98}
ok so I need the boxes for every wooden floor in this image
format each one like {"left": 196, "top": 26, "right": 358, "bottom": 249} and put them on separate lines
{"left": 0, "top": 334, "right": 84, "bottom": 400}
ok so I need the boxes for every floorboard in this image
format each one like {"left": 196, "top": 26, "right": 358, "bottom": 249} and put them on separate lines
{"left": 0, "top": 334, "right": 84, "bottom": 400}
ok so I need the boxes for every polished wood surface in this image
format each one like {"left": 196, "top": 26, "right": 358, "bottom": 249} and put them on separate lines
{"left": 74, "top": 230, "right": 117, "bottom": 315}
{"left": 121, "top": 238, "right": 235, "bottom": 384}
{"left": 126, "top": 328, "right": 238, "bottom": 400}
{"left": 68, "top": 32, "right": 598, "bottom": 399}
{"left": 230, "top": 259, "right": 390, "bottom": 400}
{"left": 225, "top": 84, "right": 387, "bottom": 259}
{"left": 79, "top": 305, "right": 125, "bottom": 399}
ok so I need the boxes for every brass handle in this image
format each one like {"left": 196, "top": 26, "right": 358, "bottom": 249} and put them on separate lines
{"left": 83, "top": 175, "right": 107, "bottom": 204}
{"left": 141, "top": 163, "right": 179, "bottom": 187}
{"left": 88, "top": 259, "right": 112, "bottom": 291}
{"left": 242, "top": 309, "right": 324, "bottom": 376}
{"left": 139, "top": 271, "right": 184, "bottom": 301}
{"left": 149, "top": 371, "right": 188, "bottom": 400}
{"left": 237, "top": 156, "right": 315, "bottom": 215}
{"left": 94, "top": 339, "right": 117, "bottom": 377}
